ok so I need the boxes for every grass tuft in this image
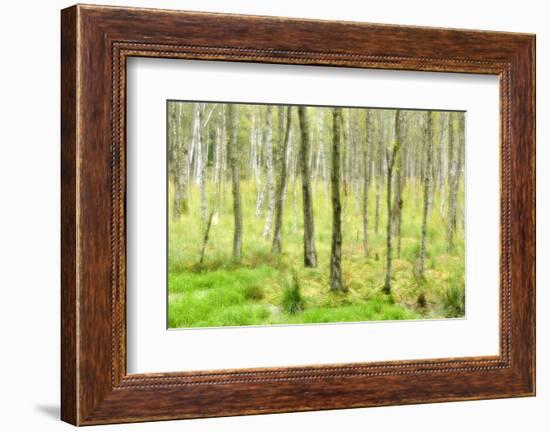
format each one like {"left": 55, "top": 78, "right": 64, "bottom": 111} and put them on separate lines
{"left": 443, "top": 284, "right": 465, "bottom": 318}
{"left": 281, "top": 270, "right": 305, "bottom": 314}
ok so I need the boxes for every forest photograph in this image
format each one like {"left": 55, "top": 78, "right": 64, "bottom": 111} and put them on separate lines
{"left": 167, "top": 100, "right": 465, "bottom": 329}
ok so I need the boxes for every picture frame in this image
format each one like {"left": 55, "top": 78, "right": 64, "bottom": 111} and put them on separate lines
{"left": 61, "top": 4, "right": 535, "bottom": 425}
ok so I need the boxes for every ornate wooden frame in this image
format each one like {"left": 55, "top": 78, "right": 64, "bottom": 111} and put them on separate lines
{"left": 61, "top": 4, "right": 535, "bottom": 425}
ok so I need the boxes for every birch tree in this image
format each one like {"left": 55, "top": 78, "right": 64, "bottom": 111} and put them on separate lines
{"left": 393, "top": 110, "right": 406, "bottom": 259}
{"left": 298, "top": 106, "right": 318, "bottom": 267}
{"left": 213, "top": 106, "right": 226, "bottom": 219}
{"left": 419, "top": 112, "right": 434, "bottom": 279}
{"left": 446, "top": 112, "right": 465, "bottom": 251}
{"left": 170, "top": 102, "right": 190, "bottom": 219}
{"left": 383, "top": 120, "right": 400, "bottom": 295}
{"left": 374, "top": 110, "right": 383, "bottom": 234}
{"left": 330, "top": 108, "right": 344, "bottom": 291}
{"left": 272, "top": 107, "right": 292, "bottom": 253}
{"left": 262, "top": 106, "right": 275, "bottom": 238}
{"left": 362, "top": 110, "right": 372, "bottom": 257}
{"left": 227, "top": 104, "right": 242, "bottom": 260}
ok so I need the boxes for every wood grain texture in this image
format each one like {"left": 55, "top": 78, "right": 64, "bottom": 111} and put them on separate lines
{"left": 60, "top": 5, "right": 78, "bottom": 425}
{"left": 60, "top": 4, "right": 535, "bottom": 425}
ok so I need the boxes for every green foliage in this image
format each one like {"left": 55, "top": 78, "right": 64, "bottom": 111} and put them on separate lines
{"left": 442, "top": 264, "right": 466, "bottom": 318}
{"left": 281, "top": 270, "right": 304, "bottom": 314}
{"left": 167, "top": 180, "right": 465, "bottom": 328}
{"left": 244, "top": 284, "right": 265, "bottom": 301}
{"left": 443, "top": 284, "right": 465, "bottom": 318}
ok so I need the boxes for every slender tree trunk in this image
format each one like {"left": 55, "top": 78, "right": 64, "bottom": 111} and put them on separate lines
{"left": 419, "top": 112, "right": 433, "bottom": 279}
{"left": 341, "top": 110, "right": 350, "bottom": 232}
{"left": 192, "top": 105, "right": 202, "bottom": 186}
{"left": 330, "top": 108, "right": 344, "bottom": 291}
{"left": 227, "top": 104, "right": 242, "bottom": 260}
{"left": 362, "top": 110, "right": 372, "bottom": 257}
{"left": 393, "top": 110, "right": 406, "bottom": 259}
{"left": 447, "top": 112, "right": 465, "bottom": 251}
{"left": 283, "top": 127, "right": 294, "bottom": 204}
{"left": 298, "top": 107, "right": 318, "bottom": 267}
{"left": 249, "top": 112, "right": 257, "bottom": 180}
{"left": 292, "top": 177, "right": 299, "bottom": 234}
{"left": 198, "top": 104, "right": 209, "bottom": 223}
{"left": 313, "top": 109, "right": 324, "bottom": 192}
{"left": 383, "top": 131, "right": 400, "bottom": 295}
{"left": 374, "top": 188, "right": 381, "bottom": 234}
{"left": 446, "top": 112, "right": 457, "bottom": 251}
{"left": 439, "top": 113, "right": 450, "bottom": 217}
{"left": 272, "top": 107, "right": 292, "bottom": 253}
{"left": 172, "top": 103, "right": 190, "bottom": 219}
{"left": 220, "top": 107, "right": 227, "bottom": 206}
{"left": 213, "top": 107, "right": 226, "bottom": 221}
{"left": 199, "top": 211, "right": 215, "bottom": 264}
{"left": 457, "top": 113, "right": 466, "bottom": 233}
{"left": 290, "top": 127, "right": 299, "bottom": 234}
{"left": 255, "top": 184, "right": 267, "bottom": 217}
{"left": 352, "top": 112, "right": 361, "bottom": 217}
{"left": 374, "top": 111, "right": 382, "bottom": 234}
{"left": 255, "top": 108, "right": 266, "bottom": 217}
{"left": 262, "top": 107, "right": 275, "bottom": 238}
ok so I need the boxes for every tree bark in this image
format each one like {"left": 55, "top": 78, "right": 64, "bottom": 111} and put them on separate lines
{"left": 446, "top": 112, "right": 464, "bottom": 251}
{"left": 262, "top": 107, "right": 275, "bottom": 238}
{"left": 341, "top": 110, "right": 350, "bottom": 232}
{"left": 227, "top": 104, "right": 242, "bottom": 260}
{"left": 457, "top": 113, "right": 466, "bottom": 233}
{"left": 313, "top": 109, "right": 324, "bottom": 193}
{"left": 374, "top": 110, "right": 382, "bottom": 234}
{"left": 362, "top": 110, "right": 372, "bottom": 257}
{"left": 393, "top": 110, "right": 406, "bottom": 259}
{"left": 199, "top": 211, "right": 215, "bottom": 264}
{"left": 298, "top": 106, "right": 318, "bottom": 267}
{"left": 172, "top": 102, "right": 190, "bottom": 219}
{"left": 419, "top": 112, "right": 433, "bottom": 279}
{"left": 198, "top": 104, "right": 208, "bottom": 223}
{"left": 330, "top": 108, "right": 344, "bottom": 291}
{"left": 213, "top": 107, "right": 226, "bottom": 219}
{"left": 383, "top": 128, "right": 400, "bottom": 295}
{"left": 272, "top": 107, "right": 292, "bottom": 253}
{"left": 255, "top": 108, "right": 266, "bottom": 217}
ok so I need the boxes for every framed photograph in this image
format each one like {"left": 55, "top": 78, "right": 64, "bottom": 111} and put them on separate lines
{"left": 61, "top": 4, "right": 535, "bottom": 425}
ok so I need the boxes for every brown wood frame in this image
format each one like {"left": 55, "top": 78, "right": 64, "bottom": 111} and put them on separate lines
{"left": 61, "top": 4, "right": 535, "bottom": 426}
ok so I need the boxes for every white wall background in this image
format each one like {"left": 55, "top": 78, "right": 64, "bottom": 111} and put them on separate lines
{"left": 0, "top": 0, "right": 545, "bottom": 429}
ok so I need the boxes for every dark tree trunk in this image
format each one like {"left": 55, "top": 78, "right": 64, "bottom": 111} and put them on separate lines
{"left": 272, "top": 107, "right": 292, "bottom": 254}
{"left": 330, "top": 108, "right": 344, "bottom": 292}
{"left": 298, "top": 107, "right": 318, "bottom": 267}
{"left": 383, "top": 127, "right": 400, "bottom": 295}
{"left": 227, "top": 104, "right": 242, "bottom": 260}
{"left": 419, "top": 112, "right": 433, "bottom": 279}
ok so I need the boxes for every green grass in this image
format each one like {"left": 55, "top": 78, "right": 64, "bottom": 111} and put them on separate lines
{"left": 282, "top": 270, "right": 305, "bottom": 314}
{"left": 168, "top": 180, "right": 465, "bottom": 328}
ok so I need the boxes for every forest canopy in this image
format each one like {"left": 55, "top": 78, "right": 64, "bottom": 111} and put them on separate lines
{"left": 167, "top": 101, "right": 465, "bottom": 329}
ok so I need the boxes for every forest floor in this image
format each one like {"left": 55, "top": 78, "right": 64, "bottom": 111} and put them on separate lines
{"left": 168, "top": 181, "right": 465, "bottom": 329}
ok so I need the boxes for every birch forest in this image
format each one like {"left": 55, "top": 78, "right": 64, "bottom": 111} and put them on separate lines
{"left": 167, "top": 101, "right": 465, "bottom": 328}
